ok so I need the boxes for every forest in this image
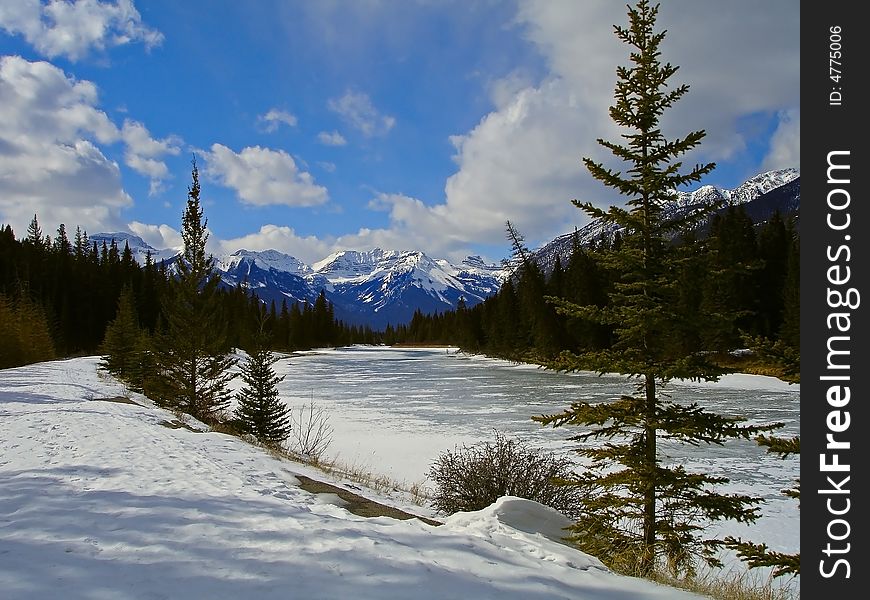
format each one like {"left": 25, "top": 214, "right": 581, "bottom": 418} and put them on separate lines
{"left": 0, "top": 0, "right": 802, "bottom": 586}
{"left": 0, "top": 213, "right": 379, "bottom": 371}
{"left": 0, "top": 201, "right": 799, "bottom": 380}
{"left": 390, "top": 207, "right": 800, "bottom": 382}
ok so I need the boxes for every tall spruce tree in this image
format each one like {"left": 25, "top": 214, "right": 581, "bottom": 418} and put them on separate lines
{"left": 150, "top": 159, "right": 236, "bottom": 423}
{"left": 100, "top": 286, "right": 144, "bottom": 384}
{"left": 235, "top": 316, "right": 290, "bottom": 446}
{"left": 535, "top": 1, "right": 780, "bottom": 577}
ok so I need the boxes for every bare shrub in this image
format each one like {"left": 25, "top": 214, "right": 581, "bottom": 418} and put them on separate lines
{"left": 286, "top": 401, "right": 333, "bottom": 460}
{"left": 427, "top": 431, "right": 582, "bottom": 518}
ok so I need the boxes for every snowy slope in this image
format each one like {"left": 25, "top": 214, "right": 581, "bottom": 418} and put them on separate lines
{"left": 308, "top": 249, "right": 506, "bottom": 327}
{"left": 0, "top": 357, "right": 706, "bottom": 600}
{"left": 91, "top": 235, "right": 507, "bottom": 327}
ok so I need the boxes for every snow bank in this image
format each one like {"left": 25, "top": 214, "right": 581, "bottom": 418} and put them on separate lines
{"left": 0, "top": 357, "right": 707, "bottom": 600}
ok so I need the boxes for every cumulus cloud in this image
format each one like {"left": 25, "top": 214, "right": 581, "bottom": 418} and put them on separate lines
{"left": 348, "top": 0, "right": 800, "bottom": 257}
{"left": 0, "top": 55, "right": 131, "bottom": 235}
{"left": 317, "top": 130, "right": 347, "bottom": 146}
{"left": 219, "top": 224, "right": 332, "bottom": 265}
{"left": 127, "top": 220, "right": 182, "bottom": 250}
{"left": 0, "top": 56, "right": 181, "bottom": 236}
{"left": 762, "top": 109, "right": 800, "bottom": 172}
{"left": 121, "top": 119, "right": 182, "bottom": 194}
{"left": 327, "top": 90, "right": 395, "bottom": 137}
{"left": 0, "top": 0, "right": 163, "bottom": 62}
{"left": 202, "top": 144, "right": 329, "bottom": 208}
{"left": 257, "top": 108, "right": 298, "bottom": 133}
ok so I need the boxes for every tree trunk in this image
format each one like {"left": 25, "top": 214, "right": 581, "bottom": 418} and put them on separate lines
{"left": 642, "top": 372, "right": 657, "bottom": 573}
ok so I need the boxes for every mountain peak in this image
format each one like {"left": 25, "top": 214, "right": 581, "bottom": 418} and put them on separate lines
{"left": 530, "top": 167, "right": 800, "bottom": 277}
{"left": 90, "top": 232, "right": 153, "bottom": 250}
{"left": 220, "top": 249, "right": 311, "bottom": 275}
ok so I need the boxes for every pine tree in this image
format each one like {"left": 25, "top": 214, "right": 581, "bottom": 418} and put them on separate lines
{"left": 25, "top": 214, "right": 42, "bottom": 247}
{"left": 100, "top": 286, "right": 144, "bottom": 384}
{"left": 150, "top": 159, "right": 236, "bottom": 423}
{"left": 0, "top": 293, "right": 55, "bottom": 368}
{"left": 235, "top": 316, "right": 290, "bottom": 446}
{"left": 535, "top": 1, "right": 780, "bottom": 577}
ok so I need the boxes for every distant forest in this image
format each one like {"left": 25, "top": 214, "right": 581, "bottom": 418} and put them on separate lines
{"left": 0, "top": 215, "right": 379, "bottom": 369}
{"left": 1, "top": 205, "right": 798, "bottom": 378}
{"left": 389, "top": 206, "right": 800, "bottom": 380}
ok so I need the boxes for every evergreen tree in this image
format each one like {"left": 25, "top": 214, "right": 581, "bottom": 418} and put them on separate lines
{"left": 0, "top": 293, "right": 55, "bottom": 368}
{"left": 73, "top": 227, "right": 89, "bottom": 261}
{"left": 700, "top": 207, "right": 760, "bottom": 349}
{"left": 25, "top": 214, "right": 42, "bottom": 247}
{"left": 235, "top": 316, "right": 291, "bottom": 445}
{"left": 54, "top": 224, "right": 72, "bottom": 255}
{"left": 535, "top": 1, "right": 779, "bottom": 577}
{"left": 778, "top": 224, "right": 800, "bottom": 350}
{"left": 150, "top": 159, "right": 236, "bottom": 422}
{"left": 100, "top": 286, "right": 144, "bottom": 384}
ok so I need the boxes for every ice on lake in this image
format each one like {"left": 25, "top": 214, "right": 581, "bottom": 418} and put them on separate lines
{"left": 273, "top": 345, "right": 800, "bottom": 573}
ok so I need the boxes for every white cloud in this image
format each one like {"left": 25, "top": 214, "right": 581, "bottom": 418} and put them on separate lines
{"left": 127, "top": 220, "right": 182, "bottom": 250}
{"left": 121, "top": 119, "right": 182, "bottom": 194}
{"left": 0, "top": 0, "right": 163, "bottom": 62}
{"left": 317, "top": 130, "right": 347, "bottom": 146}
{"left": 0, "top": 55, "right": 132, "bottom": 235}
{"left": 327, "top": 90, "right": 395, "bottom": 137}
{"left": 317, "top": 161, "right": 336, "bottom": 173}
{"left": 762, "top": 109, "right": 800, "bottom": 172}
{"left": 219, "top": 224, "right": 332, "bottom": 265}
{"left": 352, "top": 0, "right": 801, "bottom": 257}
{"left": 0, "top": 56, "right": 181, "bottom": 236}
{"left": 257, "top": 108, "right": 298, "bottom": 133}
{"left": 203, "top": 144, "right": 329, "bottom": 208}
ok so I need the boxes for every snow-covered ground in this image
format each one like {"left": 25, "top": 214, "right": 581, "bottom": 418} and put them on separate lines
{"left": 0, "top": 357, "right": 711, "bottom": 599}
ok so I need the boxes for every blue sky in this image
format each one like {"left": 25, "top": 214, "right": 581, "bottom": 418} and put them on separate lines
{"left": 0, "top": 0, "right": 799, "bottom": 264}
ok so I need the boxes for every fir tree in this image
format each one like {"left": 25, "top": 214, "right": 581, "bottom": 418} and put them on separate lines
{"left": 0, "top": 293, "right": 55, "bottom": 368}
{"left": 150, "top": 159, "right": 236, "bottom": 423}
{"left": 25, "top": 214, "right": 42, "bottom": 247}
{"left": 235, "top": 316, "right": 290, "bottom": 445}
{"left": 100, "top": 286, "right": 144, "bottom": 384}
{"left": 535, "top": 1, "right": 780, "bottom": 577}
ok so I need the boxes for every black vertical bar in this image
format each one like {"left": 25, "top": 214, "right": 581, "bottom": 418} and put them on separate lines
{"left": 801, "top": 2, "right": 866, "bottom": 597}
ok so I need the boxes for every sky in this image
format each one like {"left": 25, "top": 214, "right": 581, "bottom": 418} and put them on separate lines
{"left": 2, "top": 353, "right": 793, "bottom": 599}
{"left": 0, "top": 0, "right": 800, "bottom": 264}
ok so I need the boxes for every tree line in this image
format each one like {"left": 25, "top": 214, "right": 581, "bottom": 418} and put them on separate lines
{"left": 0, "top": 218, "right": 378, "bottom": 373}
{"left": 395, "top": 0, "right": 800, "bottom": 582}
{"left": 391, "top": 205, "right": 799, "bottom": 380}
{"left": 1, "top": 0, "right": 799, "bottom": 584}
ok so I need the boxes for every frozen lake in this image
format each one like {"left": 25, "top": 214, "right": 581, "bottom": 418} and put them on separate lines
{"left": 273, "top": 345, "right": 800, "bottom": 579}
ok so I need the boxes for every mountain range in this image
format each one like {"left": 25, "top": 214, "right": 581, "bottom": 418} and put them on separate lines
{"left": 89, "top": 233, "right": 509, "bottom": 329}
{"left": 529, "top": 168, "right": 800, "bottom": 275}
{"left": 92, "top": 168, "right": 799, "bottom": 329}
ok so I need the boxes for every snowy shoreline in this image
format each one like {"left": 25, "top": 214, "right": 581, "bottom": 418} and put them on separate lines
{"left": 1, "top": 356, "right": 712, "bottom": 599}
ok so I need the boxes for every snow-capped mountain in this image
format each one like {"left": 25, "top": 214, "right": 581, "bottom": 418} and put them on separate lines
{"left": 90, "top": 235, "right": 508, "bottom": 328}
{"left": 531, "top": 168, "right": 800, "bottom": 276}
{"left": 306, "top": 250, "right": 505, "bottom": 327}
{"left": 219, "top": 248, "right": 506, "bottom": 329}
{"left": 94, "top": 168, "right": 797, "bottom": 328}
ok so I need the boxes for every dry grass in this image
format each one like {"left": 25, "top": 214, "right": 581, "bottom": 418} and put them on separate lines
{"left": 287, "top": 450, "right": 432, "bottom": 507}
{"left": 651, "top": 568, "right": 798, "bottom": 600}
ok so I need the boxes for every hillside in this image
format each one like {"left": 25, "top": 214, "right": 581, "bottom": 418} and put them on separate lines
{"left": 0, "top": 357, "right": 706, "bottom": 600}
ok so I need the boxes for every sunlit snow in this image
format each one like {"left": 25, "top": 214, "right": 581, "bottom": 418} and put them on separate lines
{"left": 1, "top": 356, "right": 711, "bottom": 599}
